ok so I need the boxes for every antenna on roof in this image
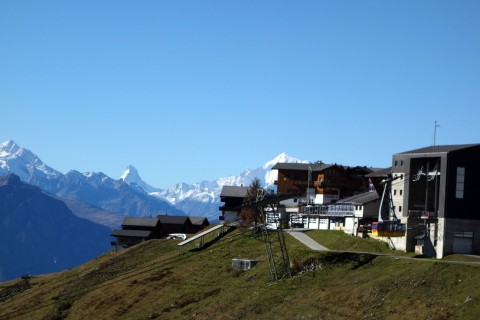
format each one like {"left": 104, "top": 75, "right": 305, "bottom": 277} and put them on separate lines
{"left": 433, "top": 121, "right": 440, "bottom": 146}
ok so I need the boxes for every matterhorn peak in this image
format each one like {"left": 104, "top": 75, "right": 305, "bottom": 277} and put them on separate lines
{"left": 120, "top": 165, "right": 139, "bottom": 181}
{"left": 120, "top": 165, "right": 159, "bottom": 193}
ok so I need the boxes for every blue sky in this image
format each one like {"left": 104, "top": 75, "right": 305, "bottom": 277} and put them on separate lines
{"left": 1, "top": 1, "right": 479, "bottom": 188}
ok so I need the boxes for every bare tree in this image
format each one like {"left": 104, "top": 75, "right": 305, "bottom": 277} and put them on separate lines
{"left": 239, "top": 178, "right": 262, "bottom": 228}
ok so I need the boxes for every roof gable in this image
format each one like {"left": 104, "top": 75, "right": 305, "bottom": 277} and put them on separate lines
{"left": 122, "top": 217, "right": 159, "bottom": 228}
{"left": 157, "top": 215, "right": 191, "bottom": 225}
{"left": 220, "top": 186, "right": 249, "bottom": 198}
{"left": 111, "top": 229, "right": 152, "bottom": 238}
{"left": 337, "top": 191, "right": 380, "bottom": 205}
{"left": 365, "top": 167, "right": 392, "bottom": 178}
{"left": 189, "top": 216, "right": 209, "bottom": 225}
{"left": 399, "top": 144, "right": 480, "bottom": 155}
{"left": 271, "top": 162, "right": 334, "bottom": 172}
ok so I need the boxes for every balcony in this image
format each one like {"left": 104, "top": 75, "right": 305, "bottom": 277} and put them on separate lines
{"left": 299, "top": 205, "right": 354, "bottom": 217}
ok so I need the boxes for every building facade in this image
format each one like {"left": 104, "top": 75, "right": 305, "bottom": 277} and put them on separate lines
{"left": 391, "top": 144, "right": 480, "bottom": 258}
{"left": 272, "top": 162, "right": 377, "bottom": 232}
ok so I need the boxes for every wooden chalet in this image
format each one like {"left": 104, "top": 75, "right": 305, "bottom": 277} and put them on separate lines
{"left": 111, "top": 217, "right": 161, "bottom": 249}
{"left": 111, "top": 215, "right": 210, "bottom": 250}
{"left": 273, "top": 162, "right": 374, "bottom": 204}
{"left": 219, "top": 185, "right": 249, "bottom": 222}
{"left": 190, "top": 216, "right": 210, "bottom": 232}
{"left": 156, "top": 215, "right": 194, "bottom": 236}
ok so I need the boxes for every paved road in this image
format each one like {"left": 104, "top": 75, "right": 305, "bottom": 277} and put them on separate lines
{"left": 288, "top": 230, "right": 329, "bottom": 251}
{"left": 286, "top": 229, "right": 480, "bottom": 266}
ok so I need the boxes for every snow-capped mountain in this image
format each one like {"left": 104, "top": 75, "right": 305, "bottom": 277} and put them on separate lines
{"left": 120, "top": 165, "right": 159, "bottom": 193}
{"left": 0, "top": 140, "right": 186, "bottom": 225}
{"left": 0, "top": 140, "right": 62, "bottom": 188}
{"left": 139, "top": 152, "right": 308, "bottom": 219}
{"left": 0, "top": 139, "right": 306, "bottom": 222}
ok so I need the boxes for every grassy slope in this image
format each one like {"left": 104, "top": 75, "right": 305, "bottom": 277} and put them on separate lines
{"left": 1, "top": 229, "right": 480, "bottom": 319}
{"left": 304, "top": 230, "right": 416, "bottom": 255}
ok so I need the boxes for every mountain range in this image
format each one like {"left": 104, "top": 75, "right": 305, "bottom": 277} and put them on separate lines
{"left": 122, "top": 152, "right": 307, "bottom": 220}
{"left": 0, "top": 139, "right": 306, "bottom": 281}
{"left": 0, "top": 140, "right": 185, "bottom": 228}
{"left": 1, "top": 140, "right": 306, "bottom": 224}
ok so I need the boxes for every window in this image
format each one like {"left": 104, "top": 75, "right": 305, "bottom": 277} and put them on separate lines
{"left": 399, "top": 206, "right": 402, "bottom": 212}
{"left": 456, "top": 167, "right": 465, "bottom": 199}
{"left": 401, "top": 160, "right": 404, "bottom": 166}
{"left": 394, "top": 189, "right": 397, "bottom": 196}
{"left": 395, "top": 160, "right": 398, "bottom": 166}
{"left": 400, "top": 190, "right": 403, "bottom": 196}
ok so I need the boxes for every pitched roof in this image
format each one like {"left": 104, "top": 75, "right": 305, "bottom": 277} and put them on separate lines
{"left": 157, "top": 215, "right": 191, "bottom": 225}
{"left": 398, "top": 144, "right": 480, "bottom": 155}
{"left": 271, "top": 162, "right": 334, "bottom": 171}
{"left": 111, "top": 229, "right": 152, "bottom": 238}
{"left": 365, "top": 167, "right": 392, "bottom": 178}
{"left": 336, "top": 191, "right": 380, "bottom": 205}
{"left": 189, "top": 216, "right": 209, "bottom": 225}
{"left": 122, "top": 217, "right": 159, "bottom": 228}
{"left": 220, "top": 186, "right": 249, "bottom": 198}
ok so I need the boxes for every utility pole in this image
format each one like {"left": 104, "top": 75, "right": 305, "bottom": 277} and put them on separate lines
{"left": 433, "top": 121, "right": 440, "bottom": 146}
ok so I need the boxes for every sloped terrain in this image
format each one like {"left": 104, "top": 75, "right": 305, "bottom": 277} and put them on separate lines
{"left": 0, "top": 174, "right": 111, "bottom": 282}
{"left": 2, "top": 229, "right": 480, "bottom": 319}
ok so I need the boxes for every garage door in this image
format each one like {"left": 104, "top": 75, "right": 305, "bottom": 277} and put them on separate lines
{"left": 308, "top": 217, "right": 319, "bottom": 229}
{"left": 453, "top": 232, "right": 474, "bottom": 254}
{"left": 319, "top": 219, "right": 329, "bottom": 230}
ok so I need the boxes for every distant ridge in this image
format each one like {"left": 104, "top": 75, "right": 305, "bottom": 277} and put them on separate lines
{"left": 0, "top": 174, "right": 111, "bottom": 282}
{"left": 0, "top": 140, "right": 186, "bottom": 223}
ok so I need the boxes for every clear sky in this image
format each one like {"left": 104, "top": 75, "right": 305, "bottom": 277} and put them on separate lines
{"left": 1, "top": 1, "right": 479, "bottom": 188}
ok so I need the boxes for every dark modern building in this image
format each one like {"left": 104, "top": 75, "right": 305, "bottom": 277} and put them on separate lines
{"left": 390, "top": 144, "right": 480, "bottom": 257}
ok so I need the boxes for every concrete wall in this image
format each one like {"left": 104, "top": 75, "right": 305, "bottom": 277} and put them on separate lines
{"left": 439, "top": 218, "right": 480, "bottom": 257}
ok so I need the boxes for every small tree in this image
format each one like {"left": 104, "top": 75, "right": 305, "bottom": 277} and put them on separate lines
{"left": 239, "top": 178, "right": 262, "bottom": 228}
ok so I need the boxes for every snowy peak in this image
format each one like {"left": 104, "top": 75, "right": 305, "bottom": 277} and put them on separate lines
{"left": 263, "top": 152, "right": 308, "bottom": 170}
{"left": 151, "top": 152, "right": 309, "bottom": 211}
{"left": 263, "top": 153, "right": 308, "bottom": 186}
{"left": 0, "top": 140, "right": 21, "bottom": 156}
{"left": 0, "top": 139, "right": 61, "bottom": 181}
{"left": 120, "top": 165, "right": 138, "bottom": 181}
{"left": 0, "top": 140, "right": 34, "bottom": 162}
{"left": 120, "top": 165, "right": 158, "bottom": 193}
